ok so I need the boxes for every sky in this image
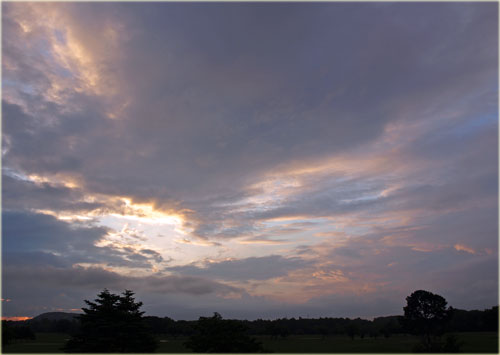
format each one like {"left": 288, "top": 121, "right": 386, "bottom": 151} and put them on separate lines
{"left": 1, "top": 2, "right": 498, "bottom": 320}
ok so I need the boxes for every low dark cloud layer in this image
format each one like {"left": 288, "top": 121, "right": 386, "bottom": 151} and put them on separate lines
{"left": 2, "top": 264, "right": 243, "bottom": 317}
{"left": 167, "top": 255, "right": 311, "bottom": 281}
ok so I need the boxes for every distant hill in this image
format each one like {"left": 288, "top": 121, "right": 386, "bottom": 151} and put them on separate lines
{"left": 30, "top": 312, "right": 79, "bottom": 322}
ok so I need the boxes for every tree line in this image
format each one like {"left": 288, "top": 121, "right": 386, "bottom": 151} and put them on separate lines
{"left": 2, "top": 289, "right": 498, "bottom": 353}
{"left": 5, "top": 305, "right": 497, "bottom": 338}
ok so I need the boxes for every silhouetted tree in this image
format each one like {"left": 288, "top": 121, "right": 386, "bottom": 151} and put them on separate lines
{"left": 2, "top": 321, "right": 14, "bottom": 347}
{"left": 402, "top": 290, "right": 453, "bottom": 352}
{"left": 185, "top": 312, "right": 264, "bottom": 353}
{"left": 265, "top": 322, "right": 281, "bottom": 339}
{"left": 368, "top": 326, "right": 380, "bottom": 339}
{"left": 482, "top": 306, "right": 499, "bottom": 331}
{"left": 2, "top": 321, "right": 35, "bottom": 346}
{"left": 319, "top": 326, "right": 328, "bottom": 339}
{"left": 346, "top": 323, "right": 359, "bottom": 340}
{"left": 64, "top": 289, "right": 157, "bottom": 353}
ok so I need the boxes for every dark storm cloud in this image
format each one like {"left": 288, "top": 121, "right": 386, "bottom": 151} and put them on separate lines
{"left": 2, "top": 210, "right": 161, "bottom": 269}
{"left": 2, "top": 251, "right": 69, "bottom": 268}
{"left": 2, "top": 210, "right": 106, "bottom": 253}
{"left": 2, "top": 174, "right": 103, "bottom": 213}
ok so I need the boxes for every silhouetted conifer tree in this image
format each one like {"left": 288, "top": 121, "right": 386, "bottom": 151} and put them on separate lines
{"left": 64, "top": 289, "right": 157, "bottom": 353}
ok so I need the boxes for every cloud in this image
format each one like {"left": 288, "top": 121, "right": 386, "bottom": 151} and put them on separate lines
{"left": 2, "top": 173, "right": 104, "bottom": 214}
{"left": 167, "top": 255, "right": 311, "bottom": 281}
{"left": 2, "top": 210, "right": 106, "bottom": 253}
{"left": 454, "top": 244, "right": 476, "bottom": 255}
{"left": 237, "top": 237, "right": 291, "bottom": 245}
{"left": 4, "top": 2, "right": 494, "bottom": 208}
{"left": 2, "top": 264, "right": 243, "bottom": 317}
{"left": 3, "top": 265, "right": 241, "bottom": 296}
{"left": 2, "top": 210, "right": 165, "bottom": 270}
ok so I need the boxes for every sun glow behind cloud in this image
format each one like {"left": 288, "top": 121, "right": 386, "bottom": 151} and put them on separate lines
{"left": 2, "top": 169, "right": 196, "bottom": 271}
{"left": 111, "top": 198, "right": 185, "bottom": 228}
{"left": 3, "top": 2, "right": 127, "bottom": 118}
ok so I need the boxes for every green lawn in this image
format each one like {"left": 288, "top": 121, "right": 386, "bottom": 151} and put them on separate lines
{"left": 259, "top": 334, "right": 418, "bottom": 353}
{"left": 2, "top": 332, "right": 498, "bottom": 353}
{"left": 2, "top": 333, "right": 69, "bottom": 353}
{"left": 156, "top": 337, "right": 192, "bottom": 353}
{"left": 455, "top": 332, "right": 499, "bottom": 353}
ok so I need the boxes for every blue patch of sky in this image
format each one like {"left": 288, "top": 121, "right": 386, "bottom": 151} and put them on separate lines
{"left": 2, "top": 78, "right": 36, "bottom": 95}
{"left": 34, "top": 35, "right": 74, "bottom": 79}
{"left": 340, "top": 194, "right": 381, "bottom": 204}
{"left": 40, "top": 47, "right": 51, "bottom": 59}
{"left": 449, "top": 114, "right": 497, "bottom": 138}
{"left": 53, "top": 66, "right": 74, "bottom": 79}
{"left": 97, "top": 215, "right": 179, "bottom": 240}
{"left": 2, "top": 167, "right": 30, "bottom": 182}
{"left": 97, "top": 215, "right": 125, "bottom": 231}
{"left": 54, "top": 29, "right": 66, "bottom": 44}
{"left": 264, "top": 218, "right": 327, "bottom": 228}
{"left": 341, "top": 224, "right": 374, "bottom": 237}
{"left": 37, "top": 39, "right": 52, "bottom": 59}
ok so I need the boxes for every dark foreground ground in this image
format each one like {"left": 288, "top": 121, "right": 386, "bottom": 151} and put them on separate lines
{"left": 2, "top": 332, "right": 498, "bottom": 353}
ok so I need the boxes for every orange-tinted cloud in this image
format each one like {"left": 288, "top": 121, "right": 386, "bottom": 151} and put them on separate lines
{"left": 2, "top": 316, "right": 32, "bottom": 321}
{"left": 454, "top": 244, "right": 477, "bottom": 255}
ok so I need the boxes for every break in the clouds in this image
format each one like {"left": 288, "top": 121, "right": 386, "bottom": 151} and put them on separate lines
{"left": 2, "top": 2, "right": 498, "bottom": 319}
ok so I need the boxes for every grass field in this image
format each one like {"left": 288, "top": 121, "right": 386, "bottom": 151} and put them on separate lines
{"left": 2, "top": 333, "right": 70, "bottom": 353}
{"left": 2, "top": 332, "right": 498, "bottom": 353}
